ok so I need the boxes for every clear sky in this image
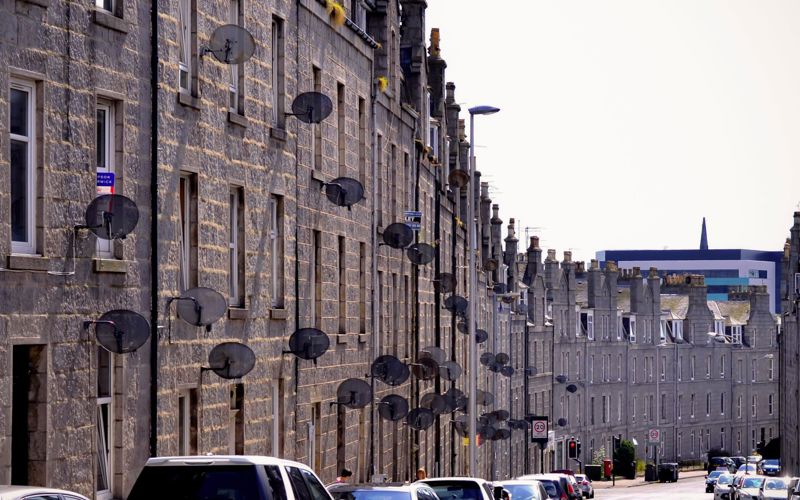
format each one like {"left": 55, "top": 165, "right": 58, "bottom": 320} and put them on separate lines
{"left": 426, "top": 1, "right": 800, "bottom": 262}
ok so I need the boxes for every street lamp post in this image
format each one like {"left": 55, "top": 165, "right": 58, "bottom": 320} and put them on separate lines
{"left": 467, "top": 105, "right": 499, "bottom": 477}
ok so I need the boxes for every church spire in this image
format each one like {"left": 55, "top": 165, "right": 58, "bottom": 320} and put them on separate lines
{"left": 700, "top": 217, "right": 709, "bottom": 250}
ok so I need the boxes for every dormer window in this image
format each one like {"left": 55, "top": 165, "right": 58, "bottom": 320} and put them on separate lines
{"left": 580, "top": 311, "right": 594, "bottom": 340}
{"left": 623, "top": 315, "right": 637, "bottom": 343}
{"left": 714, "top": 320, "right": 724, "bottom": 335}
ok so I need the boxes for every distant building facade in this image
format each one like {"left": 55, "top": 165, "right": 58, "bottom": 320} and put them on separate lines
{"left": 780, "top": 212, "right": 800, "bottom": 474}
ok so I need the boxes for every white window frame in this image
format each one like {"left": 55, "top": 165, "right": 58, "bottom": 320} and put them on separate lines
{"left": 706, "top": 355, "right": 711, "bottom": 379}
{"left": 752, "top": 394, "right": 757, "bottom": 418}
{"left": 269, "top": 195, "right": 284, "bottom": 308}
{"left": 660, "top": 355, "right": 666, "bottom": 381}
{"left": 177, "top": 390, "right": 191, "bottom": 455}
{"left": 629, "top": 315, "right": 637, "bottom": 343}
{"left": 720, "top": 355, "right": 725, "bottom": 379}
{"left": 768, "top": 358, "right": 774, "bottom": 381}
{"left": 677, "top": 355, "right": 682, "bottom": 382}
{"left": 96, "top": 347, "right": 114, "bottom": 500}
{"left": 95, "top": 0, "right": 114, "bottom": 13}
{"left": 732, "top": 325, "right": 742, "bottom": 345}
{"left": 587, "top": 310, "right": 594, "bottom": 340}
{"left": 618, "top": 353, "right": 623, "bottom": 381}
{"left": 632, "top": 356, "right": 636, "bottom": 384}
{"left": 10, "top": 79, "right": 37, "bottom": 255}
{"left": 690, "top": 393, "right": 695, "bottom": 418}
{"left": 737, "top": 395, "right": 742, "bottom": 419}
{"left": 271, "top": 17, "right": 284, "bottom": 125}
{"left": 616, "top": 310, "right": 622, "bottom": 340}
{"left": 179, "top": 174, "right": 192, "bottom": 291}
{"left": 660, "top": 319, "right": 666, "bottom": 342}
{"left": 690, "top": 355, "right": 696, "bottom": 381}
{"left": 228, "top": 0, "right": 241, "bottom": 112}
{"left": 768, "top": 394, "right": 774, "bottom": 415}
{"left": 229, "top": 188, "right": 242, "bottom": 306}
{"left": 96, "top": 101, "right": 115, "bottom": 259}
{"left": 178, "top": 0, "right": 191, "bottom": 92}
{"left": 677, "top": 394, "right": 682, "bottom": 419}
{"left": 674, "top": 320, "right": 683, "bottom": 341}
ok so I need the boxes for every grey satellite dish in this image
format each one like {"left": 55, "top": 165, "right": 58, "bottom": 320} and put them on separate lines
{"left": 84, "top": 194, "right": 139, "bottom": 240}
{"left": 382, "top": 223, "right": 414, "bottom": 249}
{"left": 475, "top": 329, "right": 489, "bottom": 344}
{"left": 525, "top": 366, "right": 538, "bottom": 376}
{"left": 492, "top": 283, "right": 507, "bottom": 294}
{"left": 324, "top": 177, "right": 365, "bottom": 209}
{"left": 566, "top": 384, "right": 578, "bottom": 393}
{"left": 289, "top": 92, "right": 333, "bottom": 124}
{"left": 407, "top": 408, "right": 435, "bottom": 430}
{"left": 444, "top": 388, "right": 468, "bottom": 412}
{"left": 378, "top": 395, "right": 409, "bottom": 421}
{"left": 501, "top": 366, "right": 515, "bottom": 378}
{"left": 443, "top": 295, "right": 468, "bottom": 317}
{"left": 206, "top": 342, "right": 256, "bottom": 379}
{"left": 493, "top": 409, "right": 510, "bottom": 422}
{"left": 494, "top": 429, "right": 512, "bottom": 441}
{"left": 483, "top": 259, "right": 498, "bottom": 272}
{"left": 336, "top": 378, "right": 372, "bottom": 409}
{"left": 555, "top": 374, "right": 568, "bottom": 384}
{"left": 419, "top": 346, "right": 446, "bottom": 364}
{"left": 495, "top": 353, "right": 510, "bottom": 365}
{"left": 488, "top": 362, "right": 502, "bottom": 373}
{"left": 457, "top": 320, "right": 468, "bottom": 334}
{"left": 479, "top": 414, "right": 496, "bottom": 426}
{"left": 557, "top": 418, "right": 568, "bottom": 427}
{"left": 202, "top": 24, "right": 256, "bottom": 64}
{"left": 371, "top": 355, "right": 410, "bottom": 386}
{"left": 476, "top": 390, "right": 494, "bottom": 407}
{"left": 480, "top": 352, "right": 495, "bottom": 366}
{"left": 434, "top": 273, "right": 457, "bottom": 294}
{"left": 174, "top": 287, "right": 228, "bottom": 329}
{"left": 478, "top": 425, "right": 497, "bottom": 441}
{"left": 410, "top": 357, "right": 439, "bottom": 380}
{"left": 84, "top": 309, "right": 150, "bottom": 354}
{"left": 439, "top": 361, "right": 462, "bottom": 381}
{"left": 447, "top": 169, "right": 470, "bottom": 188}
{"left": 420, "top": 393, "right": 448, "bottom": 415}
{"left": 406, "top": 243, "right": 435, "bottom": 266}
{"left": 452, "top": 415, "right": 469, "bottom": 437}
{"left": 286, "top": 328, "right": 330, "bottom": 361}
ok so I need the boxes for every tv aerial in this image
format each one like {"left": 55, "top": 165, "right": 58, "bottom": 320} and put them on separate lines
{"left": 200, "top": 24, "right": 256, "bottom": 64}
{"left": 371, "top": 355, "right": 410, "bottom": 386}
{"left": 443, "top": 295, "right": 468, "bottom": 317}
{"left": 420, "top": 393, "right": 448, "bottom": 415}
{"left": 439, "top": 361, "right": 462, "bottom": 381}
{"left": 203, "top": 342, "right": 256, "bottom": 379}
{"left": 287, "top": 92, "right": 333, "bottom": 124}
{"left": 478, "top": 424, "right": 496, "bottom": 441}
{"left": 285, "top": 328, "right": 330, "bottom": 363}
{"left": 434, "top": 273, "right": 457, "bottom": 294}
{"left": 322, "top": 177, "right": 365, "bottom": 210}
{"left": 566, "top": 384, "right": 579, "bottom": 393}
{"left": 495, "top": 353, "right": 510, "bottom": 365}
{"left": 407, "top": 408, "right": 435, "bottom": 430}
{"left": 406, "top": 243, "right": 435, "bottom": 266}
{"left": 167, "top": 287, "right": 227, "bottom": 335}
{"left": 382, "top": 223, "right": 414, "bottom": 249}
{"left": 378, "top": 395, "right": 409, "bottom": 421}
{"left": 335, "top": 378, "right": 372, "bottom": 409}
{"left": 83, "top": 309, "right": 150, "bottom": 354}
{"left": 492, "top": 409, "right": 510, "bottom": 422}
{"left": 81, "top": 194, "right": 139, "bottom": 240}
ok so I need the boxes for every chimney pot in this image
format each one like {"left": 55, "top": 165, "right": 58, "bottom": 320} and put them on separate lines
{"left": 547, "top": 249, "right": 556, "bottom": 262}
{"left": 590, "top": 259, "right": 599, "bottom": 270}
{"left": 649, "top": 267, "right": 659, "bottom": 278}
{"left": 563, "top": 251, "right": 572, "bottom": 263}
{"left": 632, "top": 266, "right": 641, "bottom": 277}
{"left": 794, "top": 211, "right": 800, "bottom": 224}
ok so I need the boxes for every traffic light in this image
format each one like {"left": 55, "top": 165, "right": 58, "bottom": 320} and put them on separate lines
{"left": 568, "top": 438, "right": 577, "bottom": 459}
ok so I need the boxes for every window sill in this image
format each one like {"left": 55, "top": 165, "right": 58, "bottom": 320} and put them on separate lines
{"left": 227, "top": 111, "right": 248, "bottom": 128}
{"left": 7, "top": 254, "right": 49, "bottom": 271}
{"left": 178, "top": 91, "right": 200, "bottom": 110}
{"left": 228, "top": 307, "right": 248, "bottom": 320}
{"left": 92, "top": 8, "right": 129, "bottom": 33}
{"left": 18, "top": 0, "right": 48, "bottom": 7}
{"left": 358, "top": 333, "right": 368, "bottom": 343}
{"left": 269, "top": 308, "right": 288, "bottom": 320}
{"left": 93, "top": 258, "right": 127, "bottom": 273}
{"left": 336, "top": 333, "right": 349, "bottom": 345}
{"left": 269, "top": 127, "right": 287, "bottom": 142}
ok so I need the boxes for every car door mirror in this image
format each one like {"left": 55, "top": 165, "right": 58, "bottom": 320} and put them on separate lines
{"left": 493, "top": 486, "right": 504, "bottom": 500}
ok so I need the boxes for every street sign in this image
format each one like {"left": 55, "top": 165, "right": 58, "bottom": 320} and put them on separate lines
{"left": 404, "top": 210, "right": 422, "bottom": 231}
{"left": 530, "top": 415, "right": 548, "bottom": 443}
{"left": 648, "top": 428, "right": 661, "bottom": 444}
{"left": 97, "top": 172, "right": 115, "bottom": 195}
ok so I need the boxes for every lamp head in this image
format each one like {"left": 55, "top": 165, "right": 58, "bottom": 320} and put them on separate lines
{"left": 469, "top": 105, "right": 500, "bottom": 116}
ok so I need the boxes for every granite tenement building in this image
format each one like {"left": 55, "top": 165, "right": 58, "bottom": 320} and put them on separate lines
{"left": 780, "top": 212, "right": 800, "bottom": 474}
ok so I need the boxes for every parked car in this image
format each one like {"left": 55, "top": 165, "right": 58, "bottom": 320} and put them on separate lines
{"left": 495, "top": 480, "right": 550, "bottom": 500}
{"left": 759, "top": 459, "right": 781, "bottom": 476}
{"left": 419, "top": 477, "right": 499, "bottom": 500}
{"left": 736, "top": 475, "right": 765, "bottom": 500}
{"left": 573, "top": 474, "right": 593, "bottom": 498}
{"left": 517, "top": 474, "right": 580, "bottom": 500}
{"left": 758, "top": 477, "right": 789, "bottom": 499}
{"left": 707, "top": 470, "right": 726, "bottom": 493}
{"left": 128, "top": 455, "right": 332, "bottom": 500}
{"left": 329, "top": 483, "right": 440, "bottom": 500}
{"left": 709, "top": 457, "right": 736, "bottom": 474}
{"left": 730, "top": 457, "right": 748, "bottom": 469}
{"left": 713, "top": 473, "right": 734, "bottom": 500}
{"left": 0, "top": 486, "right": 89, "bottom": 500}
{"left": 738, "top": 464, "right": 758, "bottom": 475}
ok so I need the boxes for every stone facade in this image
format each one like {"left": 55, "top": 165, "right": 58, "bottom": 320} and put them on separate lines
{"left": 780, "top": 212, "right": 800, "bottom": 474}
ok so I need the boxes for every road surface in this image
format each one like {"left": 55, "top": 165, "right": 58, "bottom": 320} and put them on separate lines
{"left": 594, "top": 475, "right": 707, "bottom": 500}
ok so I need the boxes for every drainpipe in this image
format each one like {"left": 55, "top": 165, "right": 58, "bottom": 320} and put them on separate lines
{"left": 368, "top": 57, "right": 378, "bottom": 482}
{"left": 149, "top": 0, "right": 159, "bottom": 459}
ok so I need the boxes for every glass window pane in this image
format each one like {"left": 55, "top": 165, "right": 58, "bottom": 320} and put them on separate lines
{"left": 10, "top": 88, "right": 28, "bottom": 136}
{"left": 10, "top": 139, "right": 29, "bottom": 242}
{"left": 97, "top": 108, "right": 107, "bottom": 169}
{"left": 98, "top": 347, "right": 111, "bottom": 398}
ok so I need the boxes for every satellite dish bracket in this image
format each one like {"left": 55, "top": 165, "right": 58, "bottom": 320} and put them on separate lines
{"left": 166, "top": 295, "right": 208, "bottom": 341}
{"left": 83, "top": 319, "right": 118, "bottom": 343}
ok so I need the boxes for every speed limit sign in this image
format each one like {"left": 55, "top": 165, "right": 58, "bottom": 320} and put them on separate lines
{"left": 531, "top": 416, "right": 548, "bottom": 443}
{"left": 648, "top": 428, "right": 661, "bottom": 443}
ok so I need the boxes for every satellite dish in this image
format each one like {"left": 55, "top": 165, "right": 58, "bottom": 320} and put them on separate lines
{"left": 419, "top": 347, "right": 446, "bottom": 364}
{"left": 480, "top": 352, "right": 495, "bottom": 366}
{"left": 489, "top": 362, "right": 503, "bottom": 373}
{"left": 378, "top": 395, "right": 409, "bottom": 421}
{"left": 493, "top": 409, "right": 510, "bottom": 422}
{"left": 475, "top": 329, "right": 489, "bottom": 344}
{"left": 439, "top": 361, "right": 462, "bottom": 381}
{"left": 452, "top": 415, "right": 469, "bottom": 436}
{"left": 336, "top": 378, "right": 372, "bottom": 409}
{"left": 501, "top": 366, "right": 515, "bottom": 377}
{"left": 443, "top": 295, "right": 469, "bottom": 317}
{"left": 483, "top": 259, "right": 499, "bottom": 272}
{"left": 289, "top": 92, "right": 333, "bottom": 124}
{"left": 492, "top": 283, "right": 507, "bottom": 294}
{"left": 420, "top": 393, "right": 448, "bottom": 415}
{"left": 324, "top": 177, "right": 365, "bottom": 209}
{"left": 495, "top": 353, "right": 510, "bottom": 365}
{"left": 410, "top": 357, "right": 439, "bottom": 380}
{"left": 566, "top": 384, "right": 578, "bottom": 393}
{"left": 406, "top": 243, "right": 435, "bottom": 266}
{"left": 434, "top": 273, "right": 457, "bottom": 294}
{"left": 476, "top": 390, "right": 494, "bottom": 407}
{"left": 478, "top": 425, "right": 497, "bottom": 440}
{"left": 371, "top": 355, "right": 410, "bottom": 386}
{"left": 382, "top": 223, "right": 414, "bottom": 249}
{"left": 202, "top": 24, "right": 256, "bottom": 64}
{"left": 555, "top": 374, "right": 568, "bottom": 384}
{"left": 557, "top": 418, "right": 568, "bottom": 427}
{"left": 447, "top": 169, "right": 470, "bottom": 188}
{"left": 457, "top": 320, "right": 468, "bottom": 334}
{"left": 286, "top": 328, "right": 330, "bottom": 361}
{"left": 494, "top": 429, "right": 512, "bottom": 441}
{"left": 206, "top": 342, "right": 256, "bottom": 379}
{"left": 86, "top": 309, "right": 150, "bottom": 354}
{"left": 444, "top": 388, "right": 468, "bottom": 412}
{"left": 84, "top": 194, "right": 139, "bottom": 240}
{"left": 525, "top": 366, "right": 538, "bottom": 376}
{"left": 174, "top": 287, "right": 228, "bottom": 328}
{"left": 407, "top": 408, "right": 435, "bottom": 430}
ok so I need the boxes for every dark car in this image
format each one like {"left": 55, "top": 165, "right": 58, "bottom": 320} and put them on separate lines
{"left": 517, "top": 474, "right": 579, "bottom": 500}
{"left": 730, "top": 456, "right": 747, "bottom": 470}
{"left": 759, "top": 459, "right": 781, "bottom": 476}
{"left": 709, "top": 457, "right": 735, "bottom": 474}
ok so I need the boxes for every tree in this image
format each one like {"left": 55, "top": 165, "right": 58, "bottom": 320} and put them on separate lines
{"left": 615, "top": 440, "right": 636, "bottom": 479}
{"left": 591, "top": 446, "right": 607, "bottom": 465}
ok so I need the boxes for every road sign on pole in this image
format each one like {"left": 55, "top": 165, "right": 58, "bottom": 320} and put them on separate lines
{"left": 648, "top": 428, "right": 661, "bottom": 444}
{"left": 530, "top": 416, "right": 549, "bottom": 443}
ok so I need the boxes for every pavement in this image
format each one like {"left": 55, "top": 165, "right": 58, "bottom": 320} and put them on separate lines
{"left": 594, "top": 475, "right": 708, "bottom": 500}
{"left": 592, "top": 468, "right": 707, "bottom": 489}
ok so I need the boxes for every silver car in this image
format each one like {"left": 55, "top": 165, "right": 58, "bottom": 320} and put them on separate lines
{"left": 737, "top": 476, "right": 766, "bottom": 500}
{"left": 714, "top": 473, "right": 735, "bottom": 500}
{"left": 496, "top": 480, "right": 549, "bottom": 500}
{"left": 758, "top": 477, "right": 789, "bottom": 500}
{"left": 573, "top": 474, "right": 593, "bottom": 498}
{"left": 0, "top": 486, "right": 89, "bottom": 500}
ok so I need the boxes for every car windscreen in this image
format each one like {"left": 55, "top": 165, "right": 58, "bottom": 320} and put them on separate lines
{"left": 426, "top": 481, "right": 484, "bottom": 500}
{"left": 742, "top": 477, "right": 764, "bottom": 489}
{"left": 330, "top": 491, "right": 411, "bottom": 500}
{"left": 708, "top": 471, "right": 723, "bottom": 478}
{"left": 764, "top": 479, "right": 787, "bottom": 490}
{"left": 499, "top": 484, "right": 539, "bottom": 500}
{"left": 128, "top": 464, "right": 264, "bottom": 500}
{"left": 717, "top": 475, "right": 733, "bottom": 485}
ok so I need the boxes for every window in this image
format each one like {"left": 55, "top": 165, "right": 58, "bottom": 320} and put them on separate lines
{"left": 606, "top": 354, "right": 611, "bottom": 382}
{"left": 589, "top": 355, "right": 594, "bottom": 383}
{"left": 768, "top": 394, "right": 774, "bottom": 415}
{"left": 311, "top": 67, "right": 322, "bottom": 170}
{"left": 228, "top": 0, "right": 244, "bottom": 113}
{"left": 270, "top": 195, "right": 284, "bottom": 308}
{"left": 358, "top": 97, "right": 366, "bottom": 186}
{"left": 677, "top": 355, "right": 682, "bottom": 381}
{"left": 616, "top": 311, "right": 622, "bottom": 340}
{"left": 737, "top": 359, "right": 743, "bottom": 382}
{"left": 660, "top": 319, "right": 667, "bottom": 342}
{"left": 229, "top": 384, "right": 244, "bottom": 454}
{"left": 720, "top": 428, "right": 725, "bottom": 449}
{"left": 690, "top": 394, "right": 695, "bottom": 418}
{"left": 590, "top": 396, "right": 595, "bottom": 425}
{"left": 96, "top": 0, "right": 114, "bottom": 12}
{"left": 660, "top": 355, "right": 666, "bottom": 381}
{"left": 271, "top": 17, "right": 285, "bottom": 127}
{"left": 720, "top": 355, "right": 725, "bottom": 379}
{"left": 10, "top": 80, "right": 37, "bottom": 254}
{"left": 720, "top": 393, "right": 725, "bottom": 415}
{"left": 97, "top": 347, "right": 114, "bottom": 499}
{"left": 632, "top": 357, "right": 636, "bottom": 384}
{"left": 618, "top": 393, "right": 623, "bottom": 421}
{"left": 737, "top": 395, "right": 742, "bottom": 419}
{"left": 178, "top": 0, "right": 196, "bottom": 93}
{"left": 752, "top": 360, "right": 757, "bottom": 382}
{"left": 768, "top": 358, "right": 774, "bottom": 381}
{"left": 706, "top": 393, "right": 711, "bottom": 416}
{"left": 629, "top": 315, "right": 637, "bottom": 342}
{"left": 177, "top": 389, "right": 198, "bottom": 455}
{"left": 337, "top": 83, "right": 346, "bottom": 177}
{"left": 96, "top": 100, "right": 116, "bottom": 259}
{"left": 677, "top": 394, "right": 682, "bottom": 419}
{"left": 731, "top": 325, "right": 742, "bottom": 345}
{"left": 677, "top": 432, "right": 682, "bottom": 458}
{"left": 674, "top": 320, "right": 683, "bottom": 341}
{"left": 706, "top": 355, "right": 711, "bottom": 379}
{"left": 660, "top": 393, "right": 666, "bottom": 421}
{"left": 690, "top": 356, "right": 696, "bottom": 380}
{"left": 229, "top": 187, "right": 244, "bottom": 306}
{"left": 618, "top": 353, "right": 623, "bottom": 381}
{"left": 602, "top": 395, "right": 608, "bottom": 423}
{"left": 752, "top": 395, "right": 757, "bottom": 418}
{"left": 359, "top": 242, "right": 366, "bottom": 334}
{"left": 632, "top": 396, "right": 637, "bottom": 422}
{"left": 338, "top": 236, "right": 346, "bottom": 334}
{"left": 311, "top": 230, "right": 321, "bottom": 328}
{"left": 178, "top": 173, "right": 198, "bottom": 291}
